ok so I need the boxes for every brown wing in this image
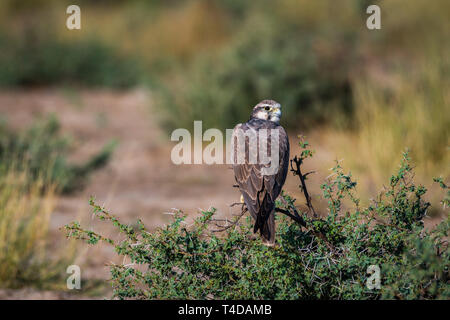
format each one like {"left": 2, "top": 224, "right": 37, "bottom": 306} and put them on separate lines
{"left": 232, "top": 121, "right": 290, "bottom": 234}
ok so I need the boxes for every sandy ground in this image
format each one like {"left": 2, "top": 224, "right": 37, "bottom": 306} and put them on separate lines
{"left": 0, "top": 88, "right": 445, "bottom": 299}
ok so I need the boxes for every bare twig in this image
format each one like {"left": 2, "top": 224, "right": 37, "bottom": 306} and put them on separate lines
{"left": 210, "top": 204, "right": 247, "bottom": 233}
{"left": 275, "top": 207, "right": 306, "bottom": 227}
{"left": 275, "top": 206, "right": 335, "bottom": 251}
{"left": 290, "top": 155, "right": 318, "bottom": 217}
{"left": 229, "top": 202, "right": 243, "bottom": 207}
{"left": 279, "top": 196, "right": 302, "bottom": 219}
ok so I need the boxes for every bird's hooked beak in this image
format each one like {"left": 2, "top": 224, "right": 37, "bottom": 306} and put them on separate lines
{"left": 270, "top": 105, "right": 282, "bottom": 123}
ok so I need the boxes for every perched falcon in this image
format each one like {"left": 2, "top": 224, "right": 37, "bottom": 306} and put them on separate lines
{"left": 232, "top": 100, "right": 290, "bottom": 245}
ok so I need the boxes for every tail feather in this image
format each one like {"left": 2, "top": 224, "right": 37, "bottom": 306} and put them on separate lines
{"left": 253, "top": 211, "right": 275, "bottom": 245}
{"left": 253, "top": 214, "right": 263, "bottom": 233}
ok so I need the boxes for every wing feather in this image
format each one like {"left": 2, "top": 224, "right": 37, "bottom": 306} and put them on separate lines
{"left": 232, "top": 121, "right": 290, "bottom": 234}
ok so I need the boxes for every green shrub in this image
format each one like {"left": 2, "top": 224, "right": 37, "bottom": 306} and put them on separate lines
{"left": 0, "top": 32, "right": 142, "bottom": 88}
{"left": 0, "top": 115, "right": 115, "bottom": 193}
{"left": 64, "top": 141, "right": 449, "bottom": 299}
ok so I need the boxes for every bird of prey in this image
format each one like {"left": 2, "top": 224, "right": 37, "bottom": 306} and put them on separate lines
{"left": 232, "top": 100, "right": 290, "bottom": 245}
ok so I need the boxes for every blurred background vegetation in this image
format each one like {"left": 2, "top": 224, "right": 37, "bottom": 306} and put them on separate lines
{"left": 0, "top": 0, "right": 448, "bottom": 294}
{"left": 0, "top": 0, "right": 448, "bottom": 139}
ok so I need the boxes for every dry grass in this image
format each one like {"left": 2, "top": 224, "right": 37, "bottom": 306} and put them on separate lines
{"left": 318, "top": 55, "right": 449, "bottom": 213}
{"left": 0, "top": 166, "right": 75, "bottom": 288}
{"left": 354, "top": 59, "right": 448, "bottom": 178}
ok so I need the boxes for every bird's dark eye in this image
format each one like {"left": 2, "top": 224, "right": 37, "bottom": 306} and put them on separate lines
{"left": 264, "top": 106, "right": 270, "bottom": 111}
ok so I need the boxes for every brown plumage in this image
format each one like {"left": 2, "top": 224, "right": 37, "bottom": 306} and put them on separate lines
{"left": 232, "top": 100, "right": 290, "bottom": 245}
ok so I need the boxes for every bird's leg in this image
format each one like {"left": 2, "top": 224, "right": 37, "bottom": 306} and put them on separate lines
{"left": 240, "top": 194, "right": 244, "bottom": 204}
{"left": 262, "top": 241, "right": 277, "bottom": 247}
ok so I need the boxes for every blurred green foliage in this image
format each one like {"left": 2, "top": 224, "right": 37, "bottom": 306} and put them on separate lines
{"left": 155, "top": 16, "right": 353, "bottom": 132}
{"left": 154, "top": 4, "right": 355, "bottom": 132}
{"left": 65, "top": 143, "right": 449, "bottom": 299}
{"left": 150, "top": 0, "right": 449, "bottom": 133}
{"left": 0, "top": 0, "right": 448, "bottom": 131}
{"left": 0, "top": 33, "right": 142, "bottom": 88}
{"left": 0, "top": 115, "right": 116, "bottom": 193}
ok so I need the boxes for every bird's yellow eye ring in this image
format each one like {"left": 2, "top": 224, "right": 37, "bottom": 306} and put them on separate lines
{"left": 264, "top": 106, "right": 271, "bottom": 111}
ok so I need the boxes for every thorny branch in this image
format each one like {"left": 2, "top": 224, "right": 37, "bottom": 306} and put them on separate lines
{"left": 275, "top": 202, "right": 334, "bottom": 251}
{"left": 210, "top": 202, "right": 247, "bottom": 232}
{"left": 290, "top": 155, "right": 318, "bottom": 217}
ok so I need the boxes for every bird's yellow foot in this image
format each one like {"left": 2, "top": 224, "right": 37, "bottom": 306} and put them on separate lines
{"left": 240, "top": 195, "right": 244, "bottom": 204}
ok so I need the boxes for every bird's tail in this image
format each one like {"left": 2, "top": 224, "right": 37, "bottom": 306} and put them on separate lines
{"left": 254, "top": 210, "right": 275, "bottom": 245}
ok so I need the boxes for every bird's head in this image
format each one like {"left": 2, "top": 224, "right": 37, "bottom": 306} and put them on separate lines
{"left": 251, "top": 100, "right": 282, "bottom": 123}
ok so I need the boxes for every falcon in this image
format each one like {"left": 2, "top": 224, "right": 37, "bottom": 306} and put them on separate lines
{"left": 232, "top": 100, "right": 290, "bottom": 245}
